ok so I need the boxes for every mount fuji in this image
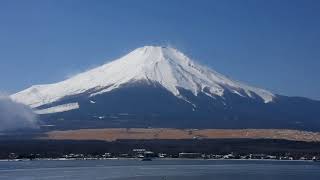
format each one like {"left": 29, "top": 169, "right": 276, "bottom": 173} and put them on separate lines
{"left": 10, "top": 46, "right": 320, "bottom": 130}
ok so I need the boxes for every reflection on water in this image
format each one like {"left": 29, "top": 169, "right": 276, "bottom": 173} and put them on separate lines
{"left": 0, "top": 159, "right": 320, "bottom": 180}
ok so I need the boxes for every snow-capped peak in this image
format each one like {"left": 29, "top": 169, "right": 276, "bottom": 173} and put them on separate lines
{"left": 10, "top": 46, "right": 275, "bottom": 108}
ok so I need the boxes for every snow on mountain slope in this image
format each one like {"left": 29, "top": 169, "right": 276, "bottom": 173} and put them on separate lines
{"left": 10, "top": 46, "right": 275, "bottom": 108}
{"left": 34, "top": 103, "right": 79, "bottom": 115}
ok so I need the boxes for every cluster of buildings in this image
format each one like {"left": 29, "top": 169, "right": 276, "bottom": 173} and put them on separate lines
{"left": 5, "top": 150, "right": 320, "bottom": 161}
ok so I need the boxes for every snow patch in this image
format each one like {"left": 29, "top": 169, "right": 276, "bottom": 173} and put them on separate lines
{"left": 34, "top": 103, "right": 79, "bottom": 115}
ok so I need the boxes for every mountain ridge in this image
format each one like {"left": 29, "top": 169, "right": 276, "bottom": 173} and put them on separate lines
{"left": 11, "top": 46, "right": 274, "bottom": 109}
{"left": 8, "top": 46, "right": 320, "bottom": 131}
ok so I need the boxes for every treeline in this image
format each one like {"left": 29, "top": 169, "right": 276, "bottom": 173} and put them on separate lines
{"left": 1, "top": 139, "right": 320, "bottom": 159}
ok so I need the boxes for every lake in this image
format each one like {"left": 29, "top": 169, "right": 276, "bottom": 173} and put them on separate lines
{"left": 0, "top": 159, "right": 319, "bottom": 180}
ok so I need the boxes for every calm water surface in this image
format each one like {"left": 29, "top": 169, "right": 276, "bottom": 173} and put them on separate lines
{"left": 0, "top": 159, "right": 319, "bottom": 180}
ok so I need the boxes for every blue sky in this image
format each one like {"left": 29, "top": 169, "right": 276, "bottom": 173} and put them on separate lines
{"left": 0, "top": 0, "right": 319, "bottom": 100}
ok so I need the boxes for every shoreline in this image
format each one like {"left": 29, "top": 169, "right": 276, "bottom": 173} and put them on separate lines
{"left": 0, "top": 158, "right": 315, "bottom": 162}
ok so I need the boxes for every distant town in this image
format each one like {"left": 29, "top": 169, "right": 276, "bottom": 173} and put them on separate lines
{"left": 1, "top": 138, "right": 320, "bottom": 162}
{"left": 3, "top": 148, "right": 320, "bottom": 162}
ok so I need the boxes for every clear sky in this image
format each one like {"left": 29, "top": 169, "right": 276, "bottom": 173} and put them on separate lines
{"left": 0, "top": 0, "right": 319, "bottom": 100}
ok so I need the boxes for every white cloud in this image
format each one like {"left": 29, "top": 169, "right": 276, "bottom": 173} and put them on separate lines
{"left": 0, "top": 93, "right": 38, "bottom": 131}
